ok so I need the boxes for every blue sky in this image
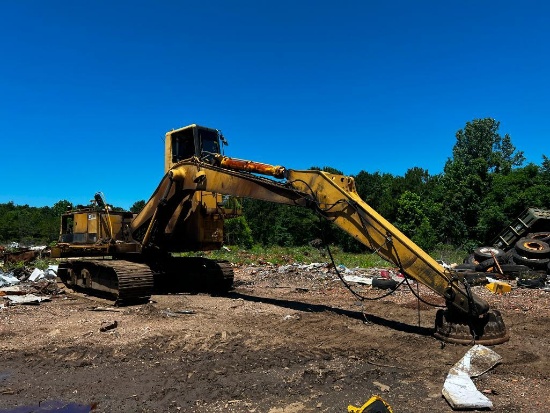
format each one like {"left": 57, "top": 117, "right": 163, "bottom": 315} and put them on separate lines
{"left": 1, "top": 1, "right": 549, "bottom": 209}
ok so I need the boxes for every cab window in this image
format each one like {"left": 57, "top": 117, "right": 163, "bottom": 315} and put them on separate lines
{"left": 171, "top": 129, "right": 195, "bottom": 163}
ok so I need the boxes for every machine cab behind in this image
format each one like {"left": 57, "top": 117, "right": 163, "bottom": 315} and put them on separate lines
{"left": 164, "top": 124, "right": 224, "bottom": 173}
{"left": 161, "top": 124, "right": 237, "bottom": 252}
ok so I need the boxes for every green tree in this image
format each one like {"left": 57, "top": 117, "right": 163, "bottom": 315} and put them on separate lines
{"left": 398, "top": 167, "right": 435, "bottom": 196}
{"left": 395, "top": 191, "right": 438, "bottom": 251}
{"left": 224, "top": 216, "right": 254, "bottom": 248}
{"left": 241, "top": 197, "right": 320, "bottom": 247}
{"left": 130, "top": 200, "right": 146, "bottom": 214}
{"left": 477, "top": 163, "right": 550, "bottom": 243}
{"left": 541, "top": 155, "right": 550, "bottom": 184}
{"left": 47, "top": 200, "right": 72, "bottom": 241}
{"left": 0, "top": 200, "right": 69, "bottom": 245}
{"left": 52, "top": 200, "right": 72, "bottom": 217}
{"left": 0, "top": 203, "right": 18, "bottom": 243}
{"left": 451, "top": 118, "right": 524, "bottom": 175}
{"left": 440, "top": 118, "right": 525, "bottom": 245}
{"left": 354, "top": 171, "right": 400, "bottom": 221}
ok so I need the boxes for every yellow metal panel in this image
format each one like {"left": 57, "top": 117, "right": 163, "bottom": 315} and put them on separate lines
{"left": 109, "top": 215, "right": 122, "bottom": 238}
{"left": 486, "top": 282, "right": 511, "bottom": 294}
{"left": 165, "top": 124, "right": 197, "bottom": 173}
{"left": 348, "top": 395, "right": 393, "bottom": 413}
{"left": 164, "top": 131, "right": 172, "bottom": 174}
{"left": 98, "top": 214, "right": 122, "bottom": 239}
{"left": 73, "top": 213, "right": 88, "bottom": 234}
{"left": 87, "top": 212, "right": 98, "bottom": 233}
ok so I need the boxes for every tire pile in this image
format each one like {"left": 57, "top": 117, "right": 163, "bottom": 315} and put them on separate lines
{"left": 457, "top": 232, "right": 550, "bottom": 288}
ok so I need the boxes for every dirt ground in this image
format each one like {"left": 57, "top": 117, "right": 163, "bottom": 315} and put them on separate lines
{"left": 1, "top": 263, "right": 549, "bottom": 413}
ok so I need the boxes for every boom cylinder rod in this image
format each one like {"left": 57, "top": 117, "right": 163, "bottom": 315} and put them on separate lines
{"left": 214, "top": 155, "right": 286, "bottom": 179}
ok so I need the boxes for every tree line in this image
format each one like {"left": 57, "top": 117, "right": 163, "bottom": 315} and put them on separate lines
{"left": 222, "top": 118, "right": 550, "bottom": 252}
{"left": 2, "top": 118, "right": 549, "bottom": 253}
{"left": 0, "top": 200, "right": 71, "bottom": 246}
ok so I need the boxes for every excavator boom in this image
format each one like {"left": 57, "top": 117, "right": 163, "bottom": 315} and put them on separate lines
{"left": 131, "top": 158, "right": 487, "bottom": 316}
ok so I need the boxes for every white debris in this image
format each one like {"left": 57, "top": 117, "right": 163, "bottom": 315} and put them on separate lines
{"left": 0, "top": 272, "right": 20, "bottom": 287}
{"left": 278, "top": 263, "right": 327, "bottom": 273}
{"left": 5, "top": 294, "right": 51, "bottom": 305}
{"left": 27, "top": 266, "right": 57, "bottom": 282}
{"left": 443, "top": 371, "right": 492, "bottom": 409}
{"left": 305, "top": 262, "right": 326, "bottom": 270}
{"left": 485, "top": 276, "right": 501, "bottom": 284}
{"left": 442, "top": 345, "right": 502, "bottom": 410}
{"left": 45, "top": 265, "right": 58, "bottom": 279}
{"left": 372, "top": 380, "right": 390, "bottom": 392}
{"left": 47, "top": 264, "right": 58, "bottom": 273}
{"left": 29, "top": 268, "right": 45, "bottom": 282}
{"left": 343, "top": 275, "right": 373, "bottom": 285}
{"left": 437, "top": 259, "right": 454, "bottom": 270}
{"left": 0, "top": 286, "right": 23, "bottom": 294}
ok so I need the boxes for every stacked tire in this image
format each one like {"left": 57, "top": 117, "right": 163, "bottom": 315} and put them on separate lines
{"left": 458, "top": 233, "right": 550, "bottom": 286}
{"left": 463, "top": 246, "right": 508, "bottom": 272}
{"left": 511, "top": 232, "right": 550, "bottom": 272}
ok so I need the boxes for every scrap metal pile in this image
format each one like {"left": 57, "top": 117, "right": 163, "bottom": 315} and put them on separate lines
{"left": 455, "top": 208, "right": 550, "bottom": 289}
{"left": 0, "top": 269, "right": 64, "bottom": 307}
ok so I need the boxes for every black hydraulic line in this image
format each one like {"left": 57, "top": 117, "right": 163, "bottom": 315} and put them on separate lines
{"left": 321, "top": 218, "right": 406, "bottom": 301}
{"left": 286, "top": 176, "right": 459, "bottom": 307}
{"left": 286, "top": 177, "right": 406, "bottom": 301}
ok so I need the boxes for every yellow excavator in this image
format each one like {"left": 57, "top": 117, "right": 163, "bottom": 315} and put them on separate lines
{"left": 51, "top": 124, "right": 509, "bottom": 345}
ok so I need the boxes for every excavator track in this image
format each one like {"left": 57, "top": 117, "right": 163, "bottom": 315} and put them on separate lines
{"left": 154, "top": 257, "right": 234, "bottom": 293}
{"left": 58, "top": 259, "right": 154, "bottom": 305}
{"left": 210, "top": 260, "right": 234, "bottom": 292}
{"left": 108, "top": 260, "right": 155, "bottom": 305}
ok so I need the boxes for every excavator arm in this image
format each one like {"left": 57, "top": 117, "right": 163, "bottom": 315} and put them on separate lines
{"left": 131, "top": 156, "right": 494, "bottom": 320}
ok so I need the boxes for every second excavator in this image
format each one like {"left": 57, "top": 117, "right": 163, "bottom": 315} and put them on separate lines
{"left": 52, "top": 124, "right": 509, "bottom": 345}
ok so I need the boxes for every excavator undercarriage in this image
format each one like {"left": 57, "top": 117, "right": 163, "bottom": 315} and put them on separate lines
{"left": 57, "top": 259, "right": 154, "bottom": 305}
{"left": 57, "top": 256, "right": 233, "bottom": 305}
{"left": 51, "top": 124, "right": 509, "bottom": 345}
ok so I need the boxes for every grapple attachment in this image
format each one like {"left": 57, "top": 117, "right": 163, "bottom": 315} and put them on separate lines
{"left": 434, "top": 308, "right": 509, "bottom": 345}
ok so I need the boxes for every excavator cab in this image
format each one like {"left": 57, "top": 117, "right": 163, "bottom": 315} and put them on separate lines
{"left": 153, "top": 124, "right": 237, "bottom": 252}
{"left": 165, "top": 124, "right": 223, "bottom": 173}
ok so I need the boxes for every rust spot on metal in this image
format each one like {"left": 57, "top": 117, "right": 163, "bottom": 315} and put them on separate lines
{"left": 3, "top": 249, "right": 43, "bottom": 264}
